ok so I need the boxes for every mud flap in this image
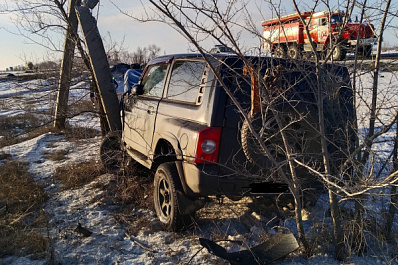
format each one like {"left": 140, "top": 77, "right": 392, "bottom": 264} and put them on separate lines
{"left": 176, "top": 191, "right": 206, "bottom": 215}
{"left": 199, "top": 233, "right": 299, "bottom": 265}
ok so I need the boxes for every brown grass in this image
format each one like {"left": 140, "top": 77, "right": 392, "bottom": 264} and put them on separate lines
{"left": 0, "top": 152, "right": 11, "bottom": 160}
{"left": 105, "top": 167, "right": 155, "bottom": 235}
{"left": 0, "top": 113, "right": 53, "bottom": 149}
{"left": 43, "top": 149, "right": 69, "bottom": 161}
{"left": 0, "top": 100, "right": 99, "bottom": 149}
{"left": 52, "top": 160, "right": 105, "bottom": 190}
{"left": 113, "top": 173, "right": 154, "bottom": 210}
{"left": 63, "top": 125, "right": 100, "bottom": 140}
{"left": 0, "top": 160, "right": 49, "bottom": 258}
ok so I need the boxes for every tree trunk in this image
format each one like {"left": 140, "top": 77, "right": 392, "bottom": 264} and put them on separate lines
{"left": 54, "top": 0, "right": 81, "bottom": 130}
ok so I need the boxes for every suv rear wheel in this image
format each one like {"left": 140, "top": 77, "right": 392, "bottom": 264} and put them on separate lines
{"left": 153, "top": 162, "right": 192, "bottom": 231}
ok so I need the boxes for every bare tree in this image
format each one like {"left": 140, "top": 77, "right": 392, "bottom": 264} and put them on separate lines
{"left": 4, "top": 0, "right": 398, "bottom": 262}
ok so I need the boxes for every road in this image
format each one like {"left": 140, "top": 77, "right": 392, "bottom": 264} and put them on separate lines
{"left": 346, "top": 52, "right": 398, "bottom": 60}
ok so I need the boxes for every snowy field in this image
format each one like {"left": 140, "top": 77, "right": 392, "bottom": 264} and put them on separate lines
{"left": 0, "top": 66, "right": 397, "bottom": 264}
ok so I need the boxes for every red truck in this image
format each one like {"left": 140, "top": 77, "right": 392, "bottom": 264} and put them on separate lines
{"left": 262, "top": 10, "right": 376, "bottom": 60}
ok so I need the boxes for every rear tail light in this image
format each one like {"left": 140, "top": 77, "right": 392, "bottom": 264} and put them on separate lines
{"left": 194, "top": 127, "right": 222, "bottom": 164}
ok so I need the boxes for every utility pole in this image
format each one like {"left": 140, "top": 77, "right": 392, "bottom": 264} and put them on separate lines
{"left": 75, "top": 5, "right": 122, "bottom": 132}
{"left": 54, "top": 0, "right": 81, "bottom": 130}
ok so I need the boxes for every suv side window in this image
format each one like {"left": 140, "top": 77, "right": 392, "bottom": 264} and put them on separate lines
{"left": 167, "top": 60, "right": 205, "bottom": 103}
{"left": 141, "top": 63, "right": 168, "bottom": 97}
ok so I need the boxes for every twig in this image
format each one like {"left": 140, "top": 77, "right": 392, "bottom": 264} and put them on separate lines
{"left": 186, "top": 246, "right": 205, "bottom": 265}
{"left": 123, "top": 231, "right": 156, "bottom": 253}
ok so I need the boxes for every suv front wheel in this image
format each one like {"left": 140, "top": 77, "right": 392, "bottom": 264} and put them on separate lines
{"left": 100, "top": 131, "right": 129, "bottom": 174}
{"left": 153, "top": 162, "right": 193, "bottom": 231}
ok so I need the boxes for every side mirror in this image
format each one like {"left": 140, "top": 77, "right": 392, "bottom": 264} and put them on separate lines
{"left": 131, "top": 84, "right": 144, "bottom": 95}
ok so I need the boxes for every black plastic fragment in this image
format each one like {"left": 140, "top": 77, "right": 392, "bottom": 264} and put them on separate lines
{"left": 199, "top": 232, "right": 299, "bottom": 265}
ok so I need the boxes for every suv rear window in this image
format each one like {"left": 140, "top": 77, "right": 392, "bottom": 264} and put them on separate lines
{"left": 166, "top": 60, "right": 205, "bottom": 103}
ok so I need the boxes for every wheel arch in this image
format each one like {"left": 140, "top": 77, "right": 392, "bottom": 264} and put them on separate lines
{"left": 151, "top": 138, "right": 183, "bottom": 170}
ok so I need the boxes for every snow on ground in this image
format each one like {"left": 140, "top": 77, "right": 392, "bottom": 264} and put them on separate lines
{"left": 355, "top": 70, "right": 398, "bottom": 176}
{"left": 356, "top": 70, "right": 398, "bottom": 128}
{"left": 0, "top": 131, "right": 392, "bottom": 264}
{"left": 0, "top": 109, "right": 26, "bottom": 117}
{"left": 0, "top": 68, "right": 397, "bottom": 264}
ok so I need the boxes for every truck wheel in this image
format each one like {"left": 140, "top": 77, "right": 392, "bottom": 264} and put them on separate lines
{"left": 274, "top": 46, "right": 286, "bottom": 58}
{"left": 330, "top": 46, "right": 346, "bottom": 61}
{"left": 100, "top": 131, "right": 130, "bottom": 174}
{"left": 287, "top": 45, "right": 301, "bottom": 59}
{"left": 153, "top": 162, "right": 193, "bottom": 231}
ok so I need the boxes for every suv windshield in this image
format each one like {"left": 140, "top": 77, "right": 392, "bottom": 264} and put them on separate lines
{"left": 141, "top": 63, "right": 168, "bottom": 97}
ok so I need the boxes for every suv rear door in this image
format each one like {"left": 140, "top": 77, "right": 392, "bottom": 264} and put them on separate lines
{"left": 123, "top": 60, "right": 170, "bottom": 160}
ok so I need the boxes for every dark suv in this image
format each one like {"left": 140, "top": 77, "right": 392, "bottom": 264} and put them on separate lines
{"left": 100, "top": 53, "right": 354, "bottom": 231}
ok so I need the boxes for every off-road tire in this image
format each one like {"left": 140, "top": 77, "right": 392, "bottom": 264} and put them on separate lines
{"left": 241, "top": 109, "right": 322, "bottom": 188}
{"left": 100, "top": 131, "right": 130, "bottom": 175}
{"left": 241, "top": 114, "right": 285, "bottom": 169}
{"left": 153, "top": 162, "right": 192, "bottom": 231}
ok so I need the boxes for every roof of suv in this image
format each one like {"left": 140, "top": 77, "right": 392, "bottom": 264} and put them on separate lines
{"left": 147, "top": 53, "right": 260, "bottom": 66}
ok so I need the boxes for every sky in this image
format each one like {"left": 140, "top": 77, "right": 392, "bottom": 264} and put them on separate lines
{"left": 0, "top": 0, "right": 397, "bottom": 71}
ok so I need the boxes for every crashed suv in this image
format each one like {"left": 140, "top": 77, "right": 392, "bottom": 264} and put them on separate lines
{"left": 100, "top": 53, "right": 354, "bottom": 231}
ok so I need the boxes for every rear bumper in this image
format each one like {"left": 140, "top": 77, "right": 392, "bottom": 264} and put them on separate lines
{"left": 182, "top": 162, "right": 251, "bottom": 197}
{"left": 181, "top": 162, "right": 288, "bottom": 197}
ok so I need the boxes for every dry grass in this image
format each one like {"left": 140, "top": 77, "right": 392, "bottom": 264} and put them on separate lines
{"left": 63, "top": 125, "right": 99, "bottom": 140}
{"left": 43, "top": 149, "right": 69, "bottom": 161}
{"left": 52, "top": 160, "right": 105, "bottom": 190}
{"left": 0, "top": 151, "right": 11, "bottom": 160}
{"left": 0, "top": 160, "right": 49, "bottom": 258}
{"left": 113, "top": 173, "right": 154, "bottom": 210}
{"left": 0, "top": 114, "right": 53, "bottom": 149}
{"left": 106, "top": 167, "right": 155, "bottom": 235}
{"left": 0, "top": 98, "right": 99, "bottom": 149}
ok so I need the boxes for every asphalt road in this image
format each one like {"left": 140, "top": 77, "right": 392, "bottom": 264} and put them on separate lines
{"left": 346, "top": 52, "right": 398, "bottom": 60}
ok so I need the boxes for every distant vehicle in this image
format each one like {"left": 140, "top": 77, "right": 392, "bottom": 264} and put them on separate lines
{"left": 262, "top": 10, "right": 376, "bottom": 60}
{"left": 100, "top": 53, "right": 354, "bottom": 231}
{"left": 123, "top": 69, "right": 143, "bottom": 94}
{"left": 110, "top": 63, "right": 131, "bottom": 75}
{"left": 210, "top": 45, "right": 234, "bottom": 54}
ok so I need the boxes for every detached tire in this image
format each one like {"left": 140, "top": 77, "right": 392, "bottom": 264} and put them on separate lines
{"left": 153, "top": 162, "right": 192, "bottom": 231}
{"left": 100, "top": 131, "right": 128, "bottom": 175}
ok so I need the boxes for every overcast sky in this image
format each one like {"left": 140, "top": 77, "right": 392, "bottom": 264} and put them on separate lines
{"left": 0, "top": 0, "right": 396, "bottom": 71}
